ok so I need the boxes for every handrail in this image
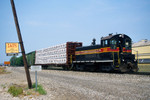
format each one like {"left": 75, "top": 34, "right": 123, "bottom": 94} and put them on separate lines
{"left": 132, "top": 49, "right": 139, "bottom": 63}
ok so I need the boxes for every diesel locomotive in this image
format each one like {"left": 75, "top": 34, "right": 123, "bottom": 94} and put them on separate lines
{"left": 73, "top": 34, "right": 138, "bottom": 72}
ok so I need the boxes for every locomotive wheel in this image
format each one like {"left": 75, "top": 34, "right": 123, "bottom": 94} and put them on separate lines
{"left": 74, "top": 64, "right": 85, "bottom": 71}
{"left": 119, "top": 64, "right": 130, "bottom": 72}
{"left": 127, "top": 62, "right": 138, "bottom": 72}
{"left": 62, "top": 66, "right": 69, "bottom": 70}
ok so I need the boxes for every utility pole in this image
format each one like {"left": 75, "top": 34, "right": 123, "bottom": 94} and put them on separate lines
{"left": 10, "top": 0, "right": 32, "bottom": 89}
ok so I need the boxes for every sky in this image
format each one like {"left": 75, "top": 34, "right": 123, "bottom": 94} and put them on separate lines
{"left": 0, "top": 0, "right": 150, "bottom": 63}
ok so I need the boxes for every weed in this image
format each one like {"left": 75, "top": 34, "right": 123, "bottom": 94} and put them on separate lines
{"left": 32, "top": 83, "right": 47, "bottom": 95}
{"left": 8, "top": 85, "right": 23, "bottom": 97}
{"left": 26, "top": 91, "right": 32, "bottom": 95}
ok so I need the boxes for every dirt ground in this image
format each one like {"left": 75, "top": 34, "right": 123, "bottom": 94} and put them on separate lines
{"left": 0, "top": 67, "right": 150, "bottom": 100}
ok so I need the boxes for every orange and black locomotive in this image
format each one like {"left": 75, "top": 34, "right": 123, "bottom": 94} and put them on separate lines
{"left": 73, "top": 34, "right": 138, "bottom": 72}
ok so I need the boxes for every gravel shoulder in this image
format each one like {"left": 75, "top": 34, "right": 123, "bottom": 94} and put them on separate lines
{"left": 0, "top": 67, "right": 150, "bottom": 100}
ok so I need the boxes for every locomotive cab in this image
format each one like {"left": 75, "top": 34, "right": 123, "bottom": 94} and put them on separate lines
{"left": 101, "top": 34, "right": 138, "bottom": 72}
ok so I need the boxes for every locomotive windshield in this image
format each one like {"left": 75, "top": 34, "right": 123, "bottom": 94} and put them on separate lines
{"left": 125, "top": 39, "right": 131, "bottom": 49}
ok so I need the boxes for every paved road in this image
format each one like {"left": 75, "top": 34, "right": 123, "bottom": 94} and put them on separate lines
{"left": 10, "top": 67, "right": 150, "bottom": 100}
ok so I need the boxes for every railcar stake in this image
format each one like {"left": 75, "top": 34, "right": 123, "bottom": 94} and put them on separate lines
{"left": 10, "top": 0, "right": 32, "bottom": 89}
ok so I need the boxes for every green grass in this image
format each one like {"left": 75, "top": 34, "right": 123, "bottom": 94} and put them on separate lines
{"left": 8, "top": 83, "right": 47, "bottom": 97}
{"left": 8, "top": 85, "right": 23, "bottom": 97}
{"left": 32, "top": 83, "right": 47, "bottom": 95}
{"left": 138, "top": 64, "right": 150, "bottom": 72}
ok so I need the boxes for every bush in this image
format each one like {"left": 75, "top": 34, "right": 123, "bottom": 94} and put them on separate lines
{"left": 32, "top": 83, "right": 47, "bottom": 95}
{"left": 8, "top": 85, "right": 23, "bottom": 97}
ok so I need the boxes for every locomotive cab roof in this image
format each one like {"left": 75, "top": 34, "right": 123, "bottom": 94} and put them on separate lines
{"left": 101, "top": 34, "right": 131, "bottom": 41}
{"left": 101, "top": 34, "right": 132, "bottom": 48}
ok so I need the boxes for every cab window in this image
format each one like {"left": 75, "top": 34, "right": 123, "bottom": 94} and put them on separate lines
{"left": 105, "top": 40, "right": 108, "bottom": 45}
{"left": 125, "top": 39, "right": 131, "bottom": 49}
{"left": 102, "top": 40, "right": 108, "bottom": 46}
{"left": 110, "top": 39, "right": 117, "bottom": 49}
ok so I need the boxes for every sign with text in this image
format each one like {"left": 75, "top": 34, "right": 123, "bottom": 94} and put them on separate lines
{"left": 4, "top": 61, "right": 10, "bottom": 65}
{"left": 6, "top": 43, "right": 19, "bottom": 54}
{"left": 31, "top": 65, "right": 42, "bottom": 71}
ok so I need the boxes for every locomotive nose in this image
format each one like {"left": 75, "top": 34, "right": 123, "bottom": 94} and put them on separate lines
{"left": 119, "top": 62, "right": 138, "bottom": 72}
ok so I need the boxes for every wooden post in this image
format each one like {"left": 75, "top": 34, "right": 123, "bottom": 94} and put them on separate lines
{"left": 10, "top": 0, "right": 32, "bottom": 89}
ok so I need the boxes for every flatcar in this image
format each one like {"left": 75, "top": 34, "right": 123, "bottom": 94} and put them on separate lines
{"left": 34, "top": 42, "right": 82, "bottom": 69}
{"left": 73, "top": 34, "right": 138, "bottom": 72}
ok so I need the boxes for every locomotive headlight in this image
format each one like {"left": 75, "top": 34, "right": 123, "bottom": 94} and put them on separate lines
{"left": 119, "top": 34, "right": 124, "bottom": 38}
{"left": 134, "top": 59, "right": 137, "bottom": 62}
{"left": 122, "top": 59, "right": 125, "bottom": 62}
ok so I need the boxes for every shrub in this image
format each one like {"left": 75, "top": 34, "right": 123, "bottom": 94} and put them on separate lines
{"left": 8, "top": 85, "right": 23, "bottom": 97}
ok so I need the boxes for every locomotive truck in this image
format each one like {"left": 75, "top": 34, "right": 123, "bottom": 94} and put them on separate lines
{"left": 27, "top": 34, "right": 138, "bottom": 72}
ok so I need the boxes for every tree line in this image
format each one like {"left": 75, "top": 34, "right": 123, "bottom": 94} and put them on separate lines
{"left": 10, "top": 51, "right": 35, "bottom": 67}
{"left": 10, "top": 56, "right": 24, "bottom": 66}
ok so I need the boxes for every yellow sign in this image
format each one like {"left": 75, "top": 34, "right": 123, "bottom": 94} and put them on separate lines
{"left": 6, "top": 43, "right": 19, "bottom": 53}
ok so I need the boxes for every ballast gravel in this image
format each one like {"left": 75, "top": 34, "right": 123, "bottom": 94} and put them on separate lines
{"left": 0, "top": 67, "right": 150, "bottom": 100}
